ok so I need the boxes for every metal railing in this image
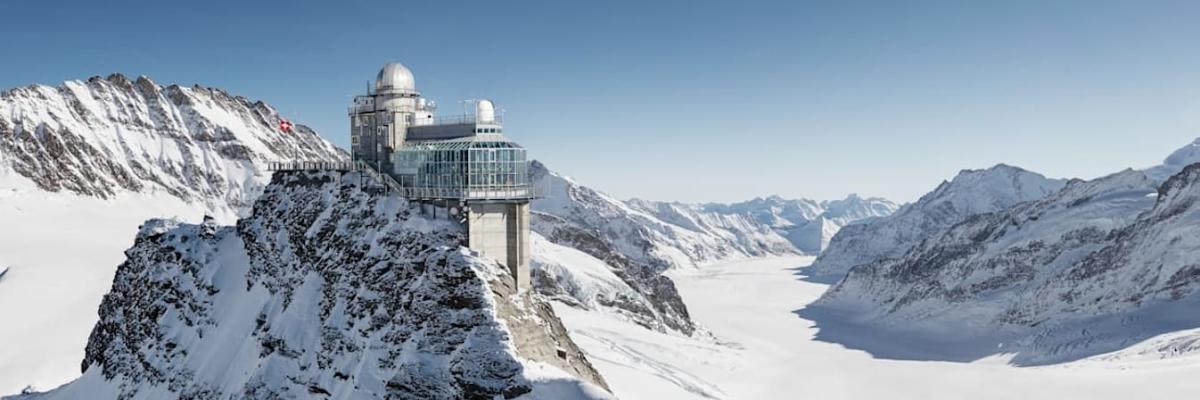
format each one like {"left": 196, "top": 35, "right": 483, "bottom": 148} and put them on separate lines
{"left": 267, "top": 161, "right": 357, "bottom": 172}
{"left": 429, "top": 114, "right": 502, "bottom": 126}
{"left": 266, "top": 160, "right": 540, "bottom": 201}
{"left": 352, "top": 161, "right": 406, "bottom": 194}
{"left": 348, "top": 104, "right": 419, "bottom": 115}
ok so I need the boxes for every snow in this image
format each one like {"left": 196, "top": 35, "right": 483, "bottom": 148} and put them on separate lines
{"left": 517, "top": 362, "right": 616, "bottom": 400}
{"left": 533, "top": 163, "right": 796, "bottom": 272}
{"left": 0, "top": 75, "right": 343, "bottom": 395}
{"left": 811, "top": 164, "right": 1066, "bottom": 277}
{"left": 531, "top": 233, "right": 638, "bottom": 310}
{"left": 1146, "top": 137, "right": 1200, "bottom": 181}
{"left": 556, "top": 256, "right": 1200, "bottom": 399}
{"left": 0, "top": 188, "right": 217, "bottom": 395}
{"left": 702, "top": 194, "right": 899, "bottom": 253}
{"left": 7, "top": 171, "right": 607, "bottom": 399}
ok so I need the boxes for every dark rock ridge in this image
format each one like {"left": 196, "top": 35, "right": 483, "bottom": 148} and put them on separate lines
{"left": 21, "top": 171, "right": 606, "bottom": 399}
{"left": 0, "top": 74, "right": 345, "bottom": 212}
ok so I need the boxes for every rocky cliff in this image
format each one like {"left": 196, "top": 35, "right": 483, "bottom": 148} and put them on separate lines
{"left": 0, "top": 74, "right": 348, "bottom": 394}
{"left": 14, "top": 171, "right": 608, "bottom": 399}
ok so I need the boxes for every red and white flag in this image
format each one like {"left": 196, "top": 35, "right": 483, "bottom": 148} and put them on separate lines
{"left": 279, "top": 119, "right": 293, "bottom": 133}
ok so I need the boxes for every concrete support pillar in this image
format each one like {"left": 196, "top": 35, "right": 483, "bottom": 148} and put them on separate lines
{"left": 507, "top": 202, "right": 530, "bottom": 290}
{"left": 466, "top": 202, "right": 531, "bottom": 290}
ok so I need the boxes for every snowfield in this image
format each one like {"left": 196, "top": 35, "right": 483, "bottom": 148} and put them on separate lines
{"left": 0, "top": 179, "right": 218, "bottom": 395}
{"left": 557, "top": 256, "right": 1200, "bottom": 399}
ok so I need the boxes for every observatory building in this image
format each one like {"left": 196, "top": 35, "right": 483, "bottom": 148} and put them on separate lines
{"left": 349, "top": 62, "right": 536, "bottom": 289}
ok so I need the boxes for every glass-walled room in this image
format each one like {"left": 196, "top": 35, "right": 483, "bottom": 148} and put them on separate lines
{"left": 391, "top": 137, "right": 534, "bottom": 200}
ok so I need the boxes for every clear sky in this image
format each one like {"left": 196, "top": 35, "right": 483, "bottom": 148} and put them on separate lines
{"left": 2, "top": 0, "right": 1199, "bottom": 203}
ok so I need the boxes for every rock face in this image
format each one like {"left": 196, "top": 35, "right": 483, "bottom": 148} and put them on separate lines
{"left": 0, "top": 74, "right": 345, "bottom": 214}
{"left": 529, "top": 162, "right": 799, "bottom": 335}
{"left": 809, "top": 164, "right": 1066, "bottom": 277}
{"left": 703, "top": 194, "right": 899, "bottom": 253}
{"left": 0, "top": 75, "right": 347, "bottom": 394}
{"left": 811, "top": 145, "right": 1200, "bottom": 365}
{"left": 20, "top": 171, "right": 606, "bottom": 399}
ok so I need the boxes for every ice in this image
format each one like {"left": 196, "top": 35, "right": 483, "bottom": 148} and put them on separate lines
{"left": 559, "top": 256, "right": 1200, "bottom": 399}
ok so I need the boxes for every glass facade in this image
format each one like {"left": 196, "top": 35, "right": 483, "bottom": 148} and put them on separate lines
{"left": 391, "top": 137, "right": 534, "bottom": 200}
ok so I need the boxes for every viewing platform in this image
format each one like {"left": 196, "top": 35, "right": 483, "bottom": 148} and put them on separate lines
{"left": 267, "top": 160, "right": 540, "bottom": 202}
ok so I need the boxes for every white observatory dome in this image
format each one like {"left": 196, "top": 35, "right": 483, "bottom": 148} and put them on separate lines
{"left": 476, "top": 99, "right": 496, "bottom": 123}
{"left": 375, "top": 62, "right": 416, "bottom": 94}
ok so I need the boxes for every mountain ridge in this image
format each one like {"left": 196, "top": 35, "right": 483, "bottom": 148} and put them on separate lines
{"left": 806, "top": 138, "right": 1200, "bottom": 365}
{"left": 809, "top": 163, "right": 1067, "bottom": 277}
{"left": 0, "top": 74, "right": 346, "bottom": 394}
{"left": 0, "top": 73, "right": 345, "bottom": 216}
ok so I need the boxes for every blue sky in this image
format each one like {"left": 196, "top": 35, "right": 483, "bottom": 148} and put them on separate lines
{"left": 3, "top": 0, "right": 1199, "bottom": 203}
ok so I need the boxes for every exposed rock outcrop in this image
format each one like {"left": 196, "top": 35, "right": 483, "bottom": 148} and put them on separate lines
{"left": 18, "top": 171, "right": 607, "bottom": 399}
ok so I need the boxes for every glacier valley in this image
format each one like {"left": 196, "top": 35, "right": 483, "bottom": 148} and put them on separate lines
{"left": 4, "top": 74, "right": 1200, "bottom": 400}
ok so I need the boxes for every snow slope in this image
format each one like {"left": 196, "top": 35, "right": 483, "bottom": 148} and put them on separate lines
{"left": 703, "top": 194, "right": 899, "bottom": 253}
{"left": 1145, "top": 137, "right": 1200, "bottom": 181}
{"left": 10, "top": 171, "right": 609, "bottom": 399}
{"left": 810, "top": 164, "right": 1066, "bottom": 277}
{"left": 0, "top": 182, "right": 214, "bottom": 394}
{"left": 531, "top": 161, "right": 798, "bottom": 335}
{"left": 557, "top": 256, "right": 1200, "bottom": 399}
{"left": 0, "top": 75, "right": 344, "bottom": 394}
{"left": 812, "top": 138, "right": 1200, "bottom": 365}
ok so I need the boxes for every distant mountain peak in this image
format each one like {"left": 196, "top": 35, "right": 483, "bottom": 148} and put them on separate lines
{"left": 810, "top": 163, "right": 1064, "bottom": 277}
{"left": 1146, "top": 136, "right": 1200, "bottom": 181}
{"left": 0, "top": 74, "right": 346, "bottom": 215}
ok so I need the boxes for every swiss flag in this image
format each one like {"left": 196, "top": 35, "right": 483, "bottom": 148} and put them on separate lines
{"left": 279, "top": 119, "right": 293, "bottom": 133}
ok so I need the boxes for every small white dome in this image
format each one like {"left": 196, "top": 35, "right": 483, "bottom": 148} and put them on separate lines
{"left": 476, "top": 99, "right": 496, "bottom": 123}
{"left": 375, "top": 62, "right": 416, "bottom": 94}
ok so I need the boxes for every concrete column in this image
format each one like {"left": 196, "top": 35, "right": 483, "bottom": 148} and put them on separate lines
{"left": 466, "top": 202, "right": 531, "bottom": 290}
{"left": 507, "top": 202, "right": 530, "bottom": 290}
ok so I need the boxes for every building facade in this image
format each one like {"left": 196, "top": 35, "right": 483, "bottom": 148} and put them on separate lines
{"left": 349, "top": 62, "right": 535, "bottom": 289}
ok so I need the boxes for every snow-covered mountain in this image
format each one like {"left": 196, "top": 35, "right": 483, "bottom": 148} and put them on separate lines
{"left": 0, "top": 74, "right": 344, "bottom": 215}
{"left": 13, "top": 171, "right": 610, "bottom": 399}
{"left": 703, "top": 194, "right": 899, "bottom": 253}
{"left": 529, "top": 162, "right": 798, "bottom": 335}
{"left": 810, "top": 138, "right": 1200, "bottom": 365}
{"left": 1145, "top": 137, "right": 1200, "bottom": 181}
{"left": 0, "top": 75, "right": 344, "bottom": 394}
{"left": 808, "top": 164, "right": 1066, "bottom": 277}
